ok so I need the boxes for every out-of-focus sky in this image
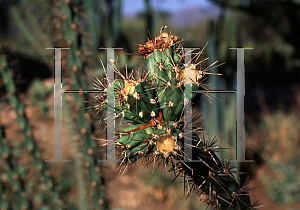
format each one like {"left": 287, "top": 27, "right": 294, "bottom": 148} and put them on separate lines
{"left": 123, "top": 0, "right": 218, "bottom": 16}
{"left": 123, "top": 0, "right": 221, "bottom": 26}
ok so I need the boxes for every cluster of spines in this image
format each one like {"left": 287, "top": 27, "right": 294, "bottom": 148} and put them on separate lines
{"left": 170, "top": 134, "right": 261, "bottom": 209}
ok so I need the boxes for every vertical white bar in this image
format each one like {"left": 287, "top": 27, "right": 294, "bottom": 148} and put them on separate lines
{"left": 98, "top": 47, "right": 122, "bottom": 162}
{"left": 184, "top": 48, "right": 192, "bottom": 162}
{"left": 45, "top": 48, "right": 71, "bottom": 162}
{"left": 106, "top": 48, "right": 115, "bottom": 161}
{"left": 229, "top": 48, "right": 253, "bottom": 163}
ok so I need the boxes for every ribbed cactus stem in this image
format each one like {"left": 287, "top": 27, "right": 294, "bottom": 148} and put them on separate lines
{"left": 60, "top": 1, "right": 109, "bottom": 209}
{"left": 62, "top": 97, "right": 89, "bottom": 210}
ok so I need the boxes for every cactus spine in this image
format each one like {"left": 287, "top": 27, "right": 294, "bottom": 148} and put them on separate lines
{"left": 94, "top": 26, "right": 258, "bottom": 209}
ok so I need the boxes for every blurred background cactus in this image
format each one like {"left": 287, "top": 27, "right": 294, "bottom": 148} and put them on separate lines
{"left": 0, "top": 0, "right": 299, "bottom": 209}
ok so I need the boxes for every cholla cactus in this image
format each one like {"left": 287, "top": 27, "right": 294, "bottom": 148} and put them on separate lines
{"left": 94, "top": 26, "right": 258, "bottom": 209}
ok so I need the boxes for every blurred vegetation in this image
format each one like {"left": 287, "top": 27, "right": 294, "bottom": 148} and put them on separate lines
{"left": 0, "top": 0, "right": 299, "bottom": 209}
{"left": 246, "top": 90, "right": 300, "bottom": 205}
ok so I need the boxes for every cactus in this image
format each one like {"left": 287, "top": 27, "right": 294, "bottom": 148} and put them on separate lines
{"left": 0, "top": 54, "right": 65, "bottom": 209}
{"left": 94, "top": 26, "right": 259, "bottom": 209}
{"left": 0, "top": 123, "right": 31, "bottom": 209}
{"left": 60, "top": 0, "right": 110, "bottom": 209}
